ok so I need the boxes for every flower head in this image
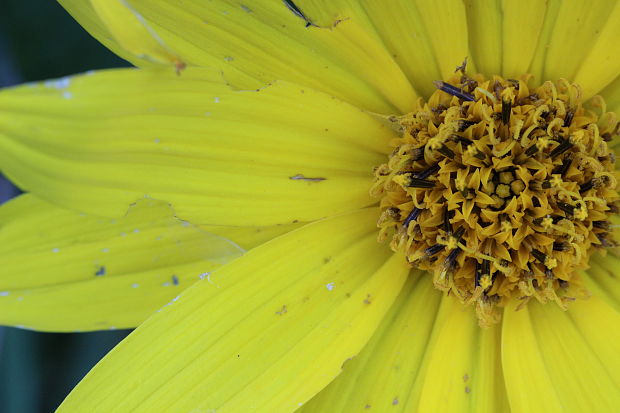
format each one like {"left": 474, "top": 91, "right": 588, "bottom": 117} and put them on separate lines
{"left": 0, "top": 1, "right": 619, "bottom": 412}
{"left": 373, "top": 72, "right": 619, "bottom": 326}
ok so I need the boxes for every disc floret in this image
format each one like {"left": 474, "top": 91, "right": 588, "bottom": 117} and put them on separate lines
{"left": 371, "top": 72, "right": 620, "bottom": 326}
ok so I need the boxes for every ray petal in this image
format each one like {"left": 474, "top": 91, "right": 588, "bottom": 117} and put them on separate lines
{"left": 57, "top": 208, "right": 410, "bottom": 412}
{"left": 0, "top": 68, "right": 394, "bottom": 226}
{"left": 0, "top": 194, "right": 243, "bottom": 331}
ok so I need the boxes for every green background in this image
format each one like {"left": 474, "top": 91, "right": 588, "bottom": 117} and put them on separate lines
{"left": 0, "top": 1, "right": 131, "bottom": 411}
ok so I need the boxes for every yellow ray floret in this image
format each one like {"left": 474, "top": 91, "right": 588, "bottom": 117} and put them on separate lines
{"left": 90, "top": 0, "right": 185, "bottom": 71}
{"left": 0, "top": 194, "right": 243, "bottom": 331}
{"left": 56, "top": 208, "right": 409, "bottom": 412}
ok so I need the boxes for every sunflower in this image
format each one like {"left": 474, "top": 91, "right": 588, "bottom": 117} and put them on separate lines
{"left": 0, "top": 0, "right": 619, "bottom": 411}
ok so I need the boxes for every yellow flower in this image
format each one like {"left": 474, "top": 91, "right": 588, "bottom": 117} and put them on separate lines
{"left": 0, "top": 1, "right": 619, "bottom": 411}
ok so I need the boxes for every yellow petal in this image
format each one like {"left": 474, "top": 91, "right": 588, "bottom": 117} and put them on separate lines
{"left": 412, "top": 0, "right": 474, "bottom": 82}
{"left": 60, "top": 0, "right": 417, "bottom": 113}
{"left": 0, "top": 68, "right": 394, "bottom": 226}
{"left": 539, "top": 0, "right": 617, "bottom": 85}
{"left": 285, "top": 0, "right": 353, "bottom": 27}
{"left": 529, "top": 2, "right": 620, "bottom": 88}
{"left": 410, "top": 297, "right": 508, "bottom": 413}
{"left": 89, "top": 0, "right": 184, "bottom": 70}
{"left": 501, "top": 304, "right": 564, "bottom": 413}
{"left": 360, "top": 1, "right": 451, "bottom": 98}
{"left": 527, "top": 0, "right": 562, "bottom": 82}
{"left": 502, "top": 0, "right": 547, "bottom": 79}
{"left": 57, "top": 208, "right": 409, "bottom": 412}
{"left": 600, "top": 74, "right": 620, "bottom": 116}
{"left": 574, "top": 2, "right": 620, "bottom": 99}
{"left": 300, "top": 273, "right": 441, "bottom": 412}
{"left": 568, "top": 295, "right": 620, "bottom": 390}
{"left": 0, "top": 194, "right": 242, "bottom": 332}
{"left": 203, "top": 221, "right": 304, "bottom": 251}
{"left": 302, "top": 281, "right": 509, "bottom": 413}
{"left": 503, "top": 299, "right": 620, "bottom": 413}
{"left": 297, "top": 0, "right": 474, "bottom": 98}
{"left": 463, "top": 0, "right": 503, "bottom": 76}
{"left": 58, "top": 0, "right": 142, "bottom": 67}
{"left": 583, "top": 254, "right": 620, "bottom": 312}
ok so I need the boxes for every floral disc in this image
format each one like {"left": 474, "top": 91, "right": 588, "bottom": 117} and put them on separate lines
{"left": 372, "top": 68, "right": 620, "bottom": 326}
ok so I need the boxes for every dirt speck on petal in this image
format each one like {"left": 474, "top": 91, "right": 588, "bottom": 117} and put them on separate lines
{"left": 289, "top": 174, "right": 326, "bottom": 182}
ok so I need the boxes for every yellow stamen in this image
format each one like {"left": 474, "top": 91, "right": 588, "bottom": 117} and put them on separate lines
{"left": 373, "top": 73, "right": 620, "bottom": 326}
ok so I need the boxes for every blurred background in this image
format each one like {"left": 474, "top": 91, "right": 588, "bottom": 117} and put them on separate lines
{"left": 0, "top": 1, "right": 132, "bottom": 411}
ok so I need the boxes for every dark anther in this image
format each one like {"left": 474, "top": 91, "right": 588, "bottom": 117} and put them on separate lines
{"left": 407, "top": 177, "right": 435, "bottom": 188}
{"left": 552, "top": 157, "right": 572, "bottom": 176}
{"left": 473, "top": 150, "right": 486, "bottom": 160}
{"left": 556, "top": 201, "right": 575, "bottom": 215}
{"left": 532, "top": 215, "right": 565, "bottom": 226}
{"left": 482, "top": 259, "right": 490, "bottom": 278}
{"left": 386, "top": 207, "right": 401, "bottom": 219}
{"left": 602, "top": 132, "right": 613, "bottom": 142}
{"left": 403, "top": 207, "right": 422, "bottom": 228}
{"left": 553, "top": 241, "right": 570, "bottom": 251}
{"left": 438, "top": 144, "right": 455, "bottom": 159}
{"left": 443, "top": 248, "right": 461, "bottom": 270}
{"left": 549, "top": 139, "right": 573, "bottom": 159}
{"left": 517, "top": 93, "right": 539, "bottom": 105}
{"left": 531, "top": 249, "right": 547, "bottom": 263}
{"left": 579, "top": 179, "right": 595, "bottom": 193}
{"left": 450, "top": 134, "right": 473, "bottom": 146}
{"left": 475, "top": 259, "right": 491, "bottom": 288}
{"left": 507, "top": 79, "right": 519, "bottom": 88}
{"left": 411, "top": 146, "right": 425, "bottom": 161}
{"left": 492, "top": 80, "right": 504, "bottom": 99}
{"left": 542, "top": 180, "right": 552, "bottom": 189}
{"left": 457, "top": 120, "right": 476, "bottom": 132}
{"left": 545, "top": 269, "right": 555, "bottom": 279}
{"left": 443, "top": 208, "right": 452, "bottom": 234}
{"left": 414, "top": 164, "right": 440, "bottom": 179}
{"left": 479, "top": 220, "right": 491, "bottom": 228}
{"left": 551, "top": 214, "right": 563, "bottom": 224}
{"left": 593, "top": 220, "right": 610, "bottom": 230}
{"left": 453, "top": 226, "right": 466, "bottom": 242}
{"left": 432, "top": 104, "right": 448, "bottom": 114}
{"left": 433, "top": 80, "right": 476, "bottom": 102}
{"left": 424, "top": 244, "right": 446, "bottom": 257}
{"left": 596, "top": 233, "right": 614, "bottom": 248}
{"left": 558, "top": 279, "right": 569, "bottom": 289}
{"left": 525, "top": 144, "right": 539, "bottom": 156}
{"left": 501, "top": 100, "right": 512, "bottom": 124}
{"left": 528, "top": 180, "right": 542, "bottom": 192}
{"left": 598, "top": 174, "right": 613, "bottom": 187}
{"left": 563, "top": 109, "right": 574, "bottom": 127}
{"left": 461, "top": 77, "right": 478, "bottom": 92}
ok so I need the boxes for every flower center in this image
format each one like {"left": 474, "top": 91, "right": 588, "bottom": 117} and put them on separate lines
{"left": 371, "top": 70, "right": 620, "bottom": 326}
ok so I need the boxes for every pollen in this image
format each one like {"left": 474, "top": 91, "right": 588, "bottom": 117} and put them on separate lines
{"left": 371, "top": 71, "right": 620, "bottom": 326}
